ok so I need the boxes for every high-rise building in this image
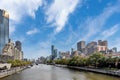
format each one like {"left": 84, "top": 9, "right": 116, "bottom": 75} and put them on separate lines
{"left": 71, "top": 48, "right": 74, "bottom": 55}
{"left": 0, "top": 9, "right": 9, "bottom": 54}
{"left": 71, "top": 50, "right": 81, "bottom": 57}
{"left": 15, "top": 41, "right": 22, "bottom": 51}
{"left": 97, "top": 40, "right": 108, "bottom": 53}
{"left": 112, "top": 47, "right": 117, "bottom": 53}
{"left": 86, "top": 41, "right": 97, "bottom": 55}
{"left": 98, "top": 40, "right": 107, "bottom": 46}
{"left": 2, "top": 40, "right": 23, "bottom": 61}
{"left": 77, "top": 41, "right": 86, "bottom": 53}
{"left": 54, "top": 49, "right": 58, "bottom": 59}
{"left": 51, "top": 45, "right": 58, "bottom": 60}
{"left": 51, "top": 45, "right": 55, "bottom": 60}
{"left": 59, "top": 51, "right": 70, "bottom": 59}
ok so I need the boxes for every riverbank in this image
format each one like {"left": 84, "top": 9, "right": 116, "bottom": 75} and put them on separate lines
{"left": 55, "top": 64, "right": 120, "bottom": 77}
{"left": 0, "top": 66, "right": 27, "bottom": 78}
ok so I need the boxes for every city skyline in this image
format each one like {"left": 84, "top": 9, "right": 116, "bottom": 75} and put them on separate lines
{"left": 0, "top": 0, "right": 120, "bottom": 59}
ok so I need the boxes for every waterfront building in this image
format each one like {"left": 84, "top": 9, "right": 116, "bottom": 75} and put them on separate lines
{"left": 97, "top": 40, "right": 108, "bottom": 53}
{"left": 2, "top": 39, "right": 23, "bottom": 61}
{"left": 107, "top": 47, "right": 118, "bottom": 54}
{"left": 112, "top": 47, "right": 117, "bottom": 53}
{"left": 0, "top": 9, "right": 9, "bottom": 54}
{"left": 71, "top": 48, "right": 74, "bottom": 53}
{"left": 77, "top": 40, "right": 108, "bottom": 55}
{"left": 54, "top": 49, "right": 58, "bottom": 59}
{"left": 86, "top": 41, "right": 97, "bottom": 55}
{"left": 37, "top": 56, "right": 46, "bottom": 63}
{"left": 15, "top": 41, "right": 22, "bottom": 51}
{"left": 0, "top": 55, "right": 13, "bottom": 63}
{"left": 51, "top": 45, "right": 58, "bottom": 60}
{"left": 77, "top": 41, "right": 86, "bottom": 53}
{"left": 71, "top": 50, "right": 81, "bottom": 57}
{"left": 51, "top": 45, "right": 54, "bottom": 60}
{"left": 105, "top": 52, "right": 120, "bottom": 58}
{"left": 59, "top": 51, "right": 70, "bottom": 59}
{"left": 98, "top": 40, "right": 107, "bottom": 46}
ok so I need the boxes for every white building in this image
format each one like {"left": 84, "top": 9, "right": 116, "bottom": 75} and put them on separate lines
{"left": 2, "top": 40, "right": 23, "bottom": 61}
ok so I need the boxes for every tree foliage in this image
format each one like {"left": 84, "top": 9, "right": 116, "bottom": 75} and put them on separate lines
{"left": 52, "top": 52, "right": 120, "bottom": 69}
{"left": 7, "top": 60, "right": 32, "bottom": 67}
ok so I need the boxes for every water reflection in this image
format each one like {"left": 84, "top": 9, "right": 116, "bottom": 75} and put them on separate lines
{"left": 0, "top": 64, "right": 119, "bottom": 80}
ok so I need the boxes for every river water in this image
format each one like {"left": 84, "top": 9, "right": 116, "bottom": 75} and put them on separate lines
{"left": 0, "top": 64, "right": 120, "bottom": 80}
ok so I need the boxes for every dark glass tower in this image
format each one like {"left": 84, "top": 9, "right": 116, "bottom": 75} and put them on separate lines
{"left": 15, "top": 41, "right": 22, "bottom": 51}
{"left": 0, "top": 9, "right": 9, "bottom": 54}
{"left": 51, "top": 45, "right": 54, "bottom": 60}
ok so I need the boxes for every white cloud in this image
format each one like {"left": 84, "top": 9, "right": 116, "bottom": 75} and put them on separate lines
{"left": 101, "top": 24, "right": 120, "bottom": 39}
{"left": 71, "top": 0, "right": 120, "bottom": 48}
{"left": 26, "top": 28, "right": 39, "bottom": 35}
{"left": 0, "top": 0, "right": 43, "bottom": 34}
{"left": 45, "top": 0, "right": 81, "bottom": 33}
{"left": 78, "top": 0, "right": 120, "bottom": 41}
{"left": 94, "top": 24, "right": 120, "bottom": 40}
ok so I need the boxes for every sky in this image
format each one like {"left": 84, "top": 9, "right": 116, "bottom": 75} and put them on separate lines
{"left": 0, "top": 0, "right": 120, "bottom": 59}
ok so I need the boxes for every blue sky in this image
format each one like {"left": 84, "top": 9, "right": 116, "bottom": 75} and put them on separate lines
{"left": 0, "top": 0, "right": 120, "bottom": 59}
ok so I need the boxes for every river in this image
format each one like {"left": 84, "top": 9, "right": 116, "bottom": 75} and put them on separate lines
{"left": 0, "top": 64, "right": 119, "bottom": 80}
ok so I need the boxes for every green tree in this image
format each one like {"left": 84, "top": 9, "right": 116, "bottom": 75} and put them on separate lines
{"left": 7, "top": 60, "right": 32, "bottom": 67}
{"left": 88, "top": 52, "right": 104, "bottom": 67}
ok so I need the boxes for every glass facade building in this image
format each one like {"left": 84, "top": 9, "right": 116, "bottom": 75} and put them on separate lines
{"left": 0, "top": 9, "right": 9, "bottom": 54}
{"left": 15, "top": 41, "right": 22, "bottom": 51}
{"left": 51, "top": 45, "right": 54, "bottom": 60}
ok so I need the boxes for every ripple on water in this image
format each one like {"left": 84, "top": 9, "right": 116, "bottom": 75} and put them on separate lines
{"left": 0, "top": 64, "right": 119, "bottom": 80}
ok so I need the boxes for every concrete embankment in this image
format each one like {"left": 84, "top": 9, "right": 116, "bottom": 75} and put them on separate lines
{"left": 55, "top": 65, "right": 120, "bottom": 77}
{"left": 0, "top": 66, "right": 27, "bottom": 78}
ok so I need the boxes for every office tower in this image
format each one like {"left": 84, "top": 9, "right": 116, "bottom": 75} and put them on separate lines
{"left": 59, "top": 51, "right": 70, "bottom": 59}
{"left": 15, "top": 41, "right": 22, "bottom": 51}
{"left": 51, "top": 45, "right": 54, "bottom": 60}
{"left": 98, "top": 40, "right": 107, "bottom": 46}
{"left": 97, "top": 40, "right": 108, "bottom": 53}
{"left": 77, "top": 41, "right": 86, "bottom": 53}
{"left": 71, "top": 48, "right": 74, "bottom": 55}
{"left": 112, "top": 47, "right": 117, "bottom": 53}
{"left": 86, "top": 41, "right": 97, "bottom": 55}
{"left": 0, "top": 9, "right": 9, "bottom": 54}
{"left": 54, "top": 49, "right": 58, "bottom": 59}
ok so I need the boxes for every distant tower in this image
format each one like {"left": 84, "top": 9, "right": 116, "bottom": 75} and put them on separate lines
{"left": 0, "top": 9, "right": 9, "bottom": 54}
{"left": 15, "top": 41, "right": 22, "bottom": 51}
{"left": 71, "top": 48, "right": 74, "bottom": 54}
{"left": 77, "top": 41, "right": 86, "bottom": 53}
{"left": 54, "top": 49, "right": 58, "bottom": 58}
{"left": 51, "top": 45, "right": 54, "bottom": 60}
{"left": 112, "top": 47, "right": 117, "bottom": 53}
{"left": 97, "top": 40, "right": 108, "bottom": 54}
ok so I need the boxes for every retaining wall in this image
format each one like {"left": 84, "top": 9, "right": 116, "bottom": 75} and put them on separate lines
{"left": 0, "top": 67, "right": 26, "bottom": 78}
{"left": 55, "top": 65, "right": 120, "bottom": 77}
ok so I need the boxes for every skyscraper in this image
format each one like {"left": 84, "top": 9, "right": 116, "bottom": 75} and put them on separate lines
{"left": 51, "top": 45, "right": 54, "bottom": 60}
{"left": 97, "top": 40, "right": 108, "bottom": 53}
{"left": 86, "top": 41, "right": 97, "bottom": 55}
{"left": 15, "top": 41, "right": 22, "bottom": 51}
{"left": 0, "top": 9, "right": 9, "bottom": 54}
{"left": 77, "top": 41, "right": 86, "bottom": 53}
{"left": 54, "top": 49, "right": 58, "bottom": 59}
